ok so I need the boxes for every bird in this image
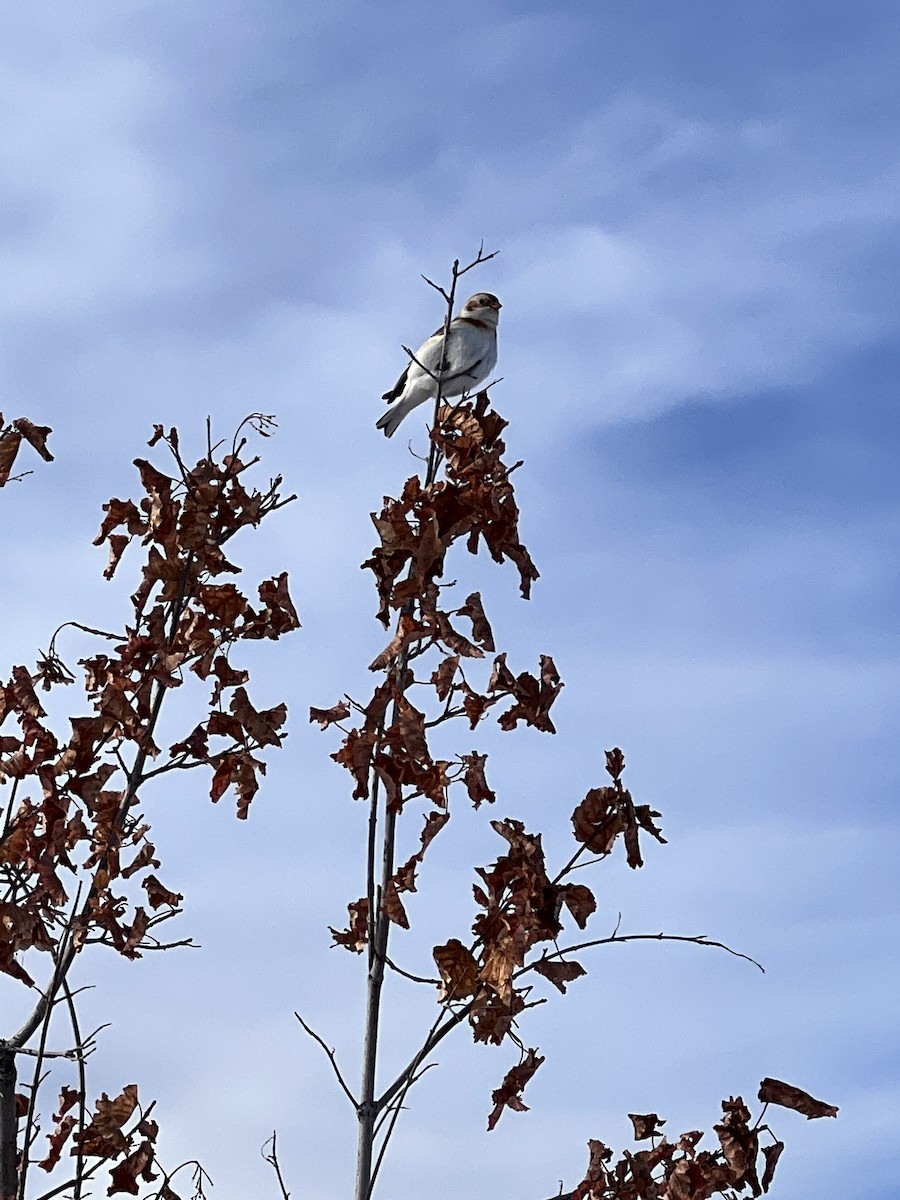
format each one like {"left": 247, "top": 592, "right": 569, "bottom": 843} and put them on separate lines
{"left": 376, "top": 292, "right": 501, "bottom": 438}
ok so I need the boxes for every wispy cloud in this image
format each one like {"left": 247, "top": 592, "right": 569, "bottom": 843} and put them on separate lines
{"left": 1, "top": 5, "right": 897, "bottom": 1199}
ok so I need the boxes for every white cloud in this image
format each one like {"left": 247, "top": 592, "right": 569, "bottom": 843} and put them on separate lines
{"left": 1, "top": 6, "right": 897, "bottom": 1199}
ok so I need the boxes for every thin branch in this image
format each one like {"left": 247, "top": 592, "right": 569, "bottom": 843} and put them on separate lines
{"left": 294, "top": 1012, "right": 358, "bottom": 1108}
{"left": 61, "top": 980, "right": 87, "bottom": 1200}
{"left": 48, "top": 620, "right": 123, "bottom": 648}
{"left": 135, "top": 936, "right": 198, "bottom": 951}
{"left": 5, "top": 1046, "right": 85, "bottom": 1061}
{"left": 456, "top": 243, "right": 499, "bottom": 276}
{"left": 420, "top": 273, "right": 451, "bottom": 302}
{"left": 375, "top": 1003, "right": 470, "bottom": 1114}
{"left": 17, "top": 888, "right": 82, "bottom": 1200}
{"left": 375, "top": 930, "right": 761, "bottom": 1124}
{"left": 367, "top": 1003, "right": 451, "bottom": 1199}
{"left": 401, "top": 346, "right": 441, "bottom": 384}
{"left": 372, "top": 1062, "right": 437, "bottom": 1138}
{"left": 366, "top": 770, "right": 382, "bottom": 967}
{"left": 138, "top": 755, "right": 209, "bottom": 782}
{"left": 1, "top": 777, "right": 19, "bottom": 842}
{"left": 382, "top": 955, "right": 440, "bottom": 986}
{"left": 262, "top": 1131, "right": 291, "bottom": 1200}
{"left": 424, "top": 247, "right": 497, "bottom": 483}
{"left": 31, "top": 1166, "right": 107, "bottom": 1200}
{"left": 517, "top": 932, "right": 765, "bottom": 978}
{"left": 367, "top": 1061, "right": 438, "bottom": 1195}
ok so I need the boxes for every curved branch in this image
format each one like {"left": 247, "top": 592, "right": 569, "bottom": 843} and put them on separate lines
{"left": 294, "top": 1012, "right": 358, "bottom": 1109}
{"left": 517, "top": 931, "right": 765, "bottom": 978}
{"left": 382, "top": 955, "right": 440, "bottom": 986}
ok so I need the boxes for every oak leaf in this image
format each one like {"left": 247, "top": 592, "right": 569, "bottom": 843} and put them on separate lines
{"left": 629, "top": 1112, "right": 666, "bottom": 1140}
{"left": 486, "top": 1049, "right": 544, "bottom": 1130}
{"left": 75, "top": 1084, "right": 139, "bottom": 1158}
{"left": 330, "top": 898, "right": 369, "bottom": 953}
{"left": 434, "top": 938, "right": 479, "bottom": 1001}
{"left": 108, "top": 1138, "right": 157, "bottom": 1194}
{"left": 758, "top": 1078, "right": 838, "bottom": 1119}
{"left": 533, "top": 958, "right": 586, "bottom": 993}
{"left": 309, "top": 700, "right": 351, "bottom": 729}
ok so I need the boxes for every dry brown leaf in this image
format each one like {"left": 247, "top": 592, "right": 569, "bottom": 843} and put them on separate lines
{"left": 758, "top": 1078, "right": 839, "bottom": 1119}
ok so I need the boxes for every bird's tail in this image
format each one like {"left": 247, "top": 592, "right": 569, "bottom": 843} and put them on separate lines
{"left": 376, "top": 392, "right": 427, "bottom": 438}
{"left": 375, "top": 404, "right": 404, "bottom": 438}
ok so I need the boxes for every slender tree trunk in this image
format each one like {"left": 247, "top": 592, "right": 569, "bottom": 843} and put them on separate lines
{"left": 0, "top": 1049, "right": 18, "bottom": 1200}
{"left": 351, "top": 252, "right": 489, "bottom": 1200}
{"left": 354, "top": 805, "right": 397, "bottom": 1200}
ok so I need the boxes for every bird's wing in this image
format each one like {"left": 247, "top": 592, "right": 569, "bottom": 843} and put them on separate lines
{"left": 381, "top": 325, "right": 443, "bottom": 403}
{"left": 382, "top": 321, "right": 490, "bottom": 403}
{"left": 381, "top": 364, "right": 410, "bottom": 403}
{"left": 416, "top": 321, "right": 488, "bottom": 384}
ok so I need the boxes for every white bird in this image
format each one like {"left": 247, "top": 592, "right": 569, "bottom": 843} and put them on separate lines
{"left": 376, "top": 292, "right": 501, "bottom": 438}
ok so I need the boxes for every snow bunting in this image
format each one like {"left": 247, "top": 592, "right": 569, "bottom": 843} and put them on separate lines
{"left": 377, "top": 292, "right": 501, "bottom": 438}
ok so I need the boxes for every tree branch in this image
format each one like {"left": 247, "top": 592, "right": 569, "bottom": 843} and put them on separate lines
{"left": 518, "top": 931, "right": 765, "bottom": 978}
{"left": 262, "top": 1131, "right": 291, "bottom": 1200}
{"left": 294, "top": 1012, "right": 358, "bottom": 1109}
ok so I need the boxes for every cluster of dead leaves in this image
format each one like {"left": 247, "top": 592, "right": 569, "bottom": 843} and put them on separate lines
{"left": 0, "top": 413, "right": 53, "bottom": 487}
{"left": 571, "top": 747, "right": 667, "bottom": 869}
{"left": 315, "top": 392, "right": 836, "bottom": 1190}
{"left": 363, "top": 393, "right": 538, "bottom": 628}
{"left": 568, "top": 1081, "right": 837, "bottom": 1199}
{"left": 321, "top": 397, "right": 563, "bottom": 955}
{"left": 321, "top": 399, "right": 677, "bottom": 1120}
{"left": 429, "top": 748, "right": 670, "bottom": 1121}
{"left": 433, "top": 815, "right": 594, "bottom": 1046}
{"left": 37, "top": 1082, "right": 190, "bottom": 1197}
{"left": 1, "top": 420, "right": 296, "bottom": 1197}
{"left": 321, "top": 399, "right": 675, "bottom": 1127}
{"left": 0, "top": 421, "right": 297, "bottom": 980}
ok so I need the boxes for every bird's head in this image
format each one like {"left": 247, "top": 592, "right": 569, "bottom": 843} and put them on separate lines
{"left": 461, "top": 293, "right": 502, "bottom": 326}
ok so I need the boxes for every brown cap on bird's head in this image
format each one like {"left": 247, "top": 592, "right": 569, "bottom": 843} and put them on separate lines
{"left": 463, "top": 293, "right": 501, "bottom": 310}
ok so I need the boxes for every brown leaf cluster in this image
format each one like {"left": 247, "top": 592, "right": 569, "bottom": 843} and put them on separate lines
{"left": 317, "top": 386, "right": 832, "bottom": 1193}
{"left": 414, "top": 750, "right": 664, "bottom": 1117}
{"left": 363, "top": 393, "right": 538, "bottom": 630}
{"left": 0, "top": 414, "right": 54, "bottom": 486}
{"left": 572, "top": 769, "right": 666, "bottom": 870}
{"left": 486, "top": 1049, "right": 544, "bottom": 1130}
{"left": 39, "top": 1082, "right": 164, "bottom": 1195}
{"left": 322, "top": 403, "right": 543, "bottom": 962}
{"left": 0, "top": 422, "right": 297, "bottom": 985}
{"left": 321, "top": 401, "right": 564, "bottom": 959}
{"left": 569, "top": 1083, "right": 835, "bottom": 1198}
{"left": 429, "top": 750, "right": 658, "bottom": 1099}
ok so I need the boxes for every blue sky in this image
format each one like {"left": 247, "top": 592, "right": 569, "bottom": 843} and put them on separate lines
{"left": 1, "top": 3, "right": 898, "bottom": 1198}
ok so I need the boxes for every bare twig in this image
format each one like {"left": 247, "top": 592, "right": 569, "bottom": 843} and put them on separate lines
{"left": 60, "top": 980, "right": 88, "bottom": 1200}
{"left": 17, "top": 887, "right": 82, "bottom": 1200}
{"left": 424, "top": 246, "right": 498, "bottom": 483}
{"left": 262, "top": 1131, "right": 292, "bottom": 1200}
{"left": 367, "top": 1005, "right": 450, "bottom": 1199}
{"left": 295, "top": 1013, "right": 358, "bottom": 1109}
{"left": 518, "top": 932, "right": 765, "bottom": 977}
{"left": 375, "top": 1003, "right": 470, "bottom": 1116}
{"left": 382, "top": 955, "right": 440, "bottom": 986}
